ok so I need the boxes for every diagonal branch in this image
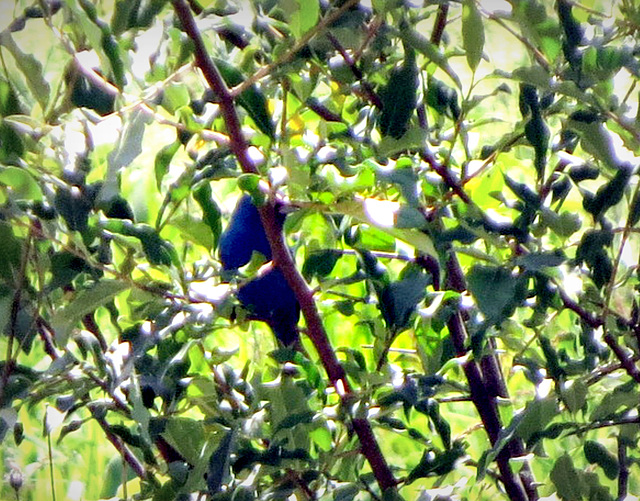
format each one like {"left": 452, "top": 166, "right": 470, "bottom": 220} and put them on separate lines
{"left": 171, "top": 0, "right": 397, "bottom": 493}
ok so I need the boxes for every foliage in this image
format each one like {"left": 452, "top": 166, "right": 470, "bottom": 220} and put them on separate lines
{"left": 1, "top": 1, "right": 640, "bottom": 500}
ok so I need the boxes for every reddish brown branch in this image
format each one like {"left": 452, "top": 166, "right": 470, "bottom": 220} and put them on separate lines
{"left": 90, "top": 406, "right": 148, "bottom": 480}
{"left": 603, "top": 332, "right": 640, "bottom": 384}
{"left": 172, "top": 0, "right": 397, "bottom": 492}
{"left": 430, "top": 3, "right": 449, "bottom": 46}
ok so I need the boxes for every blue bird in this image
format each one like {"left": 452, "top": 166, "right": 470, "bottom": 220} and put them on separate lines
{"left": 218, "top": 195, "right": 300, "bottom": 346}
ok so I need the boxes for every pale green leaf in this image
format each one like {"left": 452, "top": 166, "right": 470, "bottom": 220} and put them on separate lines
{"left": 51, "top": 280, "right": 130, "bottom": 344}
{"left": 0, "top": 32, "right": 50, "bottom": 110}
{"left": 462, "top": 0, "right": 485, "bottom": 71}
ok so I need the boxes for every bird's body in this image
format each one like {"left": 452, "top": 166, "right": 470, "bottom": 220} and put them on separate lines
{"left": 218, "top": 195, "right": 300, "bottom": 346}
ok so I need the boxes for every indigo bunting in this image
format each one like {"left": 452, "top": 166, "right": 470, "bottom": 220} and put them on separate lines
{"left": 218, "top": 195, "right": 300, "bottom": 345}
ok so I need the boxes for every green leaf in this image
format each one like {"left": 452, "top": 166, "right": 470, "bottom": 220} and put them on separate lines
{"left": 590, "top": 380, "right": 638, "bottom": 421}
{"left": 0, "top": 167, "right": 42, "bottom": 201}
{"left": 380, "top": 268, "right": 430, "bottom": 334}
{"left": 540, "top": 208, "right": 581, "bottom": 238}
{"left": 406, "top": 441, "right": 466, "bottom": 483}
{"left": 379, "top": 48, "right": 419, "bottom": 139}
{"left": 583, "top": 164, "right": 632, "bottom": 219}
{"left": 0, "top": 32, "right": 50, "bottom": 110}
{"left": 0, "top": 221, "right": 23, "bottom": 284}
{"left": 516, "top": 250, "right": 565, "bottom": 271}
{"left": 193, "top": 183, "right": 222, "bottom": 248}
{"left": 154, "top": 140, "right": 180, "bottom": 190}
{"left": 0, "top": 79, "right": 21, "bottom": 116}
{"left": 162, "top": 82, "right": 191, "bottom": 114}
{"left": 332, "top": 484, "right": 359, "bottom": 501}
{"left": 172, "top": 215, "right": 214, "bottom": 250}
{"left": 213, "top": 58, "right": 275, "bottom": 139}
{"left": 562, "top": 380, "right": 588, "bottom": 414}
{"left": 48, "top": 252, "right": 92, "bottom": 291}
{"left": 104, "top": 218, "right": 177, "bottom": 266}
{"left": 378, "top": 128, "right": 428, "bottom": 157}
{"left": 401, "top": 27, "right": 461, "bottom": 88}
{"left": 51, "top": 280, "right": 130, "bottom": 344}
{"left": 568, "top": 116, "right": 621, "bottom": 170}
{"left": 302, "top": 249, "right": 341, "bottom": 281}
{"left": 550, "top": 454, "right": 586, "bottom": 500}
{"left": 584, "top": 441, "right": 619, "bottom": 480}
{"left": 136, "top": 225, "right": 178, "bottom": 266}
{"left": 467, "top": 265, "right": 527, "bottom": 324}
{"left": 462, "top": 0, "right": 485, "bottom": 71}
{"left": 515, "top": 396, "right": 558, "bottom": 442}
{"left": 289, "top": 0, "right": 319, "bottom": 38}
{"left": 100, "top": 454, "right": 137, "bottom": 499}
{"left": 163, "top": 417, "right": 206, "bottom": 466}
{"left": 104, "top": 109, "right": 148, "bottom": 201}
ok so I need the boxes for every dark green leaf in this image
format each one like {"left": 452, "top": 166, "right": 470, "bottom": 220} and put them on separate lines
{"left": 0, "top": 79, "right": 22, "bottom": 116}
{"left": 568, "top": 164, "right": 599, "bottom": 182}
{"left": 467, "top": 265, "right": 527, "bottom": 324}
{"left": 550, "top": 454, "right": 586, "bottom": 500}
{"left": 583, "top": 164, "right": 632, "bottom": 219}
{"left": 302, "top": 249, "right": 341, "bottom": 280}
{"left": 137, "top": 225, "right": 178, "bottom": 266}
{"left": 584, "top": 441, "right": 619, "bottom": 480}
{"left": 213, "top": 58, "right": 275, "bottom": 139}
{"left": 274, "top": 411, "right": 315, "bottom": 434}
{"left": 0, "top": 221, "right": 23, "bottom": 284}
{"left": 208, "top": 429, "right": 235, "bottom": 495}
{"left": 379, "top": 268, "right": 429, "bottom": 333}
{"left": 406, "top": 441, "right": 466, "bottom": 483}
{"left": 524, "top": 112, "right": 549, "bottom": 179}
{"left": 48, "top": 252, "right": 92, "bottom": 290}
{"left": 539, "top": 336, "right": 565, "bottom": 381}
{"left": 516, "top": 250, "right": 565, "bottom": 271}
{"left": 54, "top": 185, "right": 94, "bottom": 232}
{"left": 193, "top": 183, "right": 222, "bottom": 249}
{"left": 629, "top": 188, "right": 640, "bottom": 226}
{"left": 0, "top": 122, "right": 24, "bottom": 161}
{"left": 503, "top": 174, "right": 540, "bottom": 207}
{"left": 557, "top": 0, "right": 583, "bottom": 49}
{"left": 379, "top": 47, "right": 418, "bottom": 139}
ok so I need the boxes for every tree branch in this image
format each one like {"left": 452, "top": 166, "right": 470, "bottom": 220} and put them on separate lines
{"left": 171, "top": 0, "right": 397, "bottom": 492}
